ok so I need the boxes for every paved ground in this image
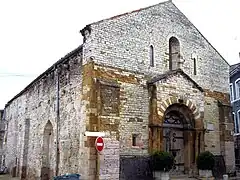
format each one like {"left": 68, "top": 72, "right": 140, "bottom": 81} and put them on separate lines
{"left": 0, "top": 174, "right": 19, "bottom": 180}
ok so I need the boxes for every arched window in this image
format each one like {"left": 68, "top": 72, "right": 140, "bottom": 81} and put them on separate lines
{"left": 150, "top": 45, "right": 154, "bottom": 67}
{"left": 169, "top": 37, "right": 180, "bottom": 70}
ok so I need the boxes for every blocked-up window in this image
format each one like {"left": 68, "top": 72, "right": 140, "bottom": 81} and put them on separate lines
{"left": 99, "top": 80, "right": 120, "bottom": 116}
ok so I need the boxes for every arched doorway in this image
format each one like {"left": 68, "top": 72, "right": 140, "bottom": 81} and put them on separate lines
{"left": 41, "top": 121, "right": 53, "bottom": 180}
{"left": 163, "top": 104, "right": 195, "bottom": 175}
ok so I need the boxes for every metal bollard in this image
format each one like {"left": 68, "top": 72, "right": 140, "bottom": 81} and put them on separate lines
{"left": 223, "top": 174, "right": 228, "bottom": 180}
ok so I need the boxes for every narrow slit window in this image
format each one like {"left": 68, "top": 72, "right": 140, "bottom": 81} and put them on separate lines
{"left": 150, "top": 45, "right": 154, "bottom": 67}
{"left": 132, "top": 134, "right": 137, "bottom": 146}
{"left": 193, "top": 58, "right": 197, "bottom": 75}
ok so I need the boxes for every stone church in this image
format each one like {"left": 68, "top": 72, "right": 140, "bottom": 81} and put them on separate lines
{"left": 2, "top": 0, "right": 235, "bottom": 179}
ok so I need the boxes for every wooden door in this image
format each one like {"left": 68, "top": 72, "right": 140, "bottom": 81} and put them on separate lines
{"left": 163, "top": 127, "right": 185, "bottom": 174}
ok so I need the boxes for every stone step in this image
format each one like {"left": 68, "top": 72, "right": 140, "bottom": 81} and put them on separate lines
{"left": 171, "top": 175, "right": 197, "bottom": 179}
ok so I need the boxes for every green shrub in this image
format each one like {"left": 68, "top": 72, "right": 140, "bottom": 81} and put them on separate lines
{"left": 151, "top": 151, "right": 174, "bottom": 171}
{"left": 197, "top": 151, "right": 215, "bottom": 170}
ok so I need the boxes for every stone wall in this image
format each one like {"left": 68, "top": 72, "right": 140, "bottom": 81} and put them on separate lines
{"left": 94, "top": 63, "right": 149, "bottom": 156}
{"left": 82, "top": 1, "right": 229, "bottom": 94}
{"left": 155, "top": 72, "right": 204, "bottom": 117}
{"left": 3, "top": 1, "right": 235, "bottom": 179}
{"left": 204, "top": 96, "right": 221, "bottom": 154}
{"left": 80, "top": 0, "right": 234, "bottom": 174}
{"left": 4, "top": 48, "right": 84, "bottom": 179}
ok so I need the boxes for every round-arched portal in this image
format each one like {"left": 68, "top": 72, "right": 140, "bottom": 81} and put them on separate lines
{"left": 163, "top": 104, "right": 195, "bottom": 175}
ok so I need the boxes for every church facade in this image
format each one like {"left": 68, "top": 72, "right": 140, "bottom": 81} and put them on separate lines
{"left": 3, "top": 1, "right": 235, "bottom": 179}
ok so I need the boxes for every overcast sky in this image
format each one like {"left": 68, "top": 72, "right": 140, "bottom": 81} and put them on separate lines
{"left": 0, "top": 0, "right": 239, "bottom": 109}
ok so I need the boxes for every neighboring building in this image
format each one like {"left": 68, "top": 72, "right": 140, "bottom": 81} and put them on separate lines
{"left": 3, "top": 1, "right": 235, "bottom": 179}
{"left": 230, "top": 60, "right": 240, "bottom": 169}
{"left": 0, "top": 110, "right": 5, "bottom": 167}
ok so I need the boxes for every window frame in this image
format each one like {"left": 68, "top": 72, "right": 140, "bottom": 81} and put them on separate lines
{"left": 235, "top": 78, "right": 240, "bottom": 99}
{"left": 230, "top": 83, "right": 234, "bottom": 102}
{"left": 233, "top": 112, "right": 237, "bottom": 133}
{"left": 236, "top": 110, "right": 240, "bottom": 133}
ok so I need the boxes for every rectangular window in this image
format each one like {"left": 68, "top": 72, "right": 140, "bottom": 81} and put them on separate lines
{"left": 193, "top": 58, "right": 197, "bottom": 75}
{"left": 132, "top": 134, "right": 137, "bottom": 146}
{"left": 230, "top": 84, "right": 234, "bottom": 101}
{"left": 236, "top": 112, "right": 240, "bottom": 133}
{"left": 236, "top": 80, "right": 240, "bottom": 99}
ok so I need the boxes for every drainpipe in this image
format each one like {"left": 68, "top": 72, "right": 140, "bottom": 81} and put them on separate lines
{"left": 55, "top": 68, "right": 60, "bottom": 176}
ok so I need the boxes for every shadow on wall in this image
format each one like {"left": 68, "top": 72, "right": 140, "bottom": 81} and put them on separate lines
{"left": 120, "top": 155, "right": 153, "bottom": 180}
{"left": 41, "top": 167, "right": 54, "bottom": 180}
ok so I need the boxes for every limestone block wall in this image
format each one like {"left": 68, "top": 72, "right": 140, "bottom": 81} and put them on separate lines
{"left": 204, "top": 96, "right": 221, "bottom": 154}
{"left": 93, "top": 64, "right": 149, "bottom": 156}
{"left": 155, "top": 73, "right": 204, "bottom": 115}
{"left": 204, "top": 90, "right": 235, "bottom": 172}
{"left": 82, "top": 1, "right": 229, "bottom": 94}
{"left": 4, "top": 49, "right": 84, "bottom": 179}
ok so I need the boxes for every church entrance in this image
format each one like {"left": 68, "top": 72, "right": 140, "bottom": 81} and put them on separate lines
{"left": 163, "top": 104, "right": 195, "bottom": 175}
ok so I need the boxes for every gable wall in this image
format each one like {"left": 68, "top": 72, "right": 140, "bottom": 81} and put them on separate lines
{"left": 83, "top": 1, "right": 229, "bottom": 94}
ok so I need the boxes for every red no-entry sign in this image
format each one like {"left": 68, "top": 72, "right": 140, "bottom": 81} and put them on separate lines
{"left": 95, "top": 136, "right": 104, "bottom": 152}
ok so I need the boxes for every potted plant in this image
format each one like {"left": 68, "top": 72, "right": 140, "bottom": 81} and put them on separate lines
{"left": 197, "top": 151, "right": 215, "bottom": 179}
{"left": 151, "top": 151, "right": 174, "bottom": 180}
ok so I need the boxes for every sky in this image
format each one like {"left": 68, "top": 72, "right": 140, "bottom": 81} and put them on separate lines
{"left": 0, "top": 0, "right": 239, "bottom": 109}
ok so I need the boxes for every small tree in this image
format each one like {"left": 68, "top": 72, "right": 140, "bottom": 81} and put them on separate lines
{"left": 151, "top": 151, "right": 174, "bottom": 172}
{"left": 197, "top": 151, "right": 215, "bottom": 170}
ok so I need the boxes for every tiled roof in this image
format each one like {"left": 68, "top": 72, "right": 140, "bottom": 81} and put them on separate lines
{"left": 230, "top": 62, "right": 240, "bottom": 77}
